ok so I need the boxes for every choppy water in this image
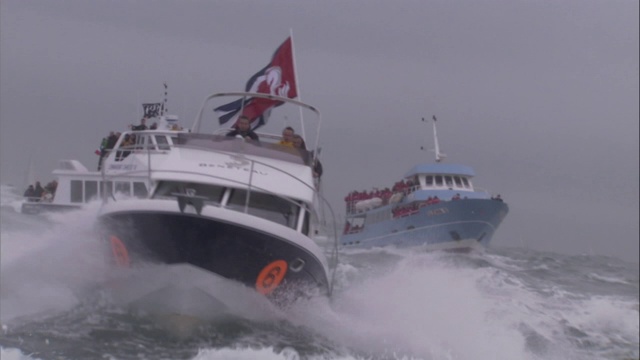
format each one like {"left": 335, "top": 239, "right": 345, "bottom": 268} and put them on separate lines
{"left": 1, "top": 184, "right": 638, "bottom": 360}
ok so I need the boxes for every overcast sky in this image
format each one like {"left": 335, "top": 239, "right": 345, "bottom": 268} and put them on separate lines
{"left": 1, "top": 0, "right": 638, "bottom": 262}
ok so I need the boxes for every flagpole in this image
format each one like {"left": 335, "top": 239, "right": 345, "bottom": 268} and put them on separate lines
{"left": 136, "top": 90, "right": 140, "bottom": 121}
{"left": 289, "top": 29, "right": 306, "bottom": 141}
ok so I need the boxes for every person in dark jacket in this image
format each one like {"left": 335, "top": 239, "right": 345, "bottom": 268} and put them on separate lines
{"left": 226, "top": 115, "right": 259, "bottom": 141}
{"left": 23, "top": 185, "right": 35, "bottom": 199}
{"left": 106, "top": 132, "right": 119, "bottom": 150}
{"left": 130, "top": 117, "right": 148, "bottom": 131}
{"left": 293, "top": 135, "right": 323, "bottom": 178}
{"left": 34, "top": 181, "right": 44, "bottom": 198}
{"left": 98, "top": 131, "right": 120, "bottom": 170}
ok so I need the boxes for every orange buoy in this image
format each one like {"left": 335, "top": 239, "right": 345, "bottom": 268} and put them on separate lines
{"left": 255, "top": 260, "right": 288, "bottom": 295}
{"left": 110, "top": 235, "right": 130, "bottom": 267}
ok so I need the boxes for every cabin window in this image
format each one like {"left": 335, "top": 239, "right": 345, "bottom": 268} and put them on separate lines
{"left": 100, "top": 181, "right": 113, "bottom": 199}
{"left": 85, "top": 181, "right": 98, "bottom": 202}
{"left": 462, "top": 177, "right": 470, "bottom": 188}
{"left": 409, "top": 176, "right": 419, "bottom": 188}
{"left": 435, "top": 175, "right": 443, "bottom": 187}
{"left": 301, "top": 209, "right": 310, "bottom": 236}
{"left": 155, "top": 135, "right": 171, "bottom": 150}
{"left": 115, "top": 141, "right": 132, "bottom": 160}
{"left": 425, "top": 176, "right": 433, "bottom": 187}
{"left": 227, "top": 189, "right": 298, "bottom": 229}
{"left": 454, "top": 176, "right": 463, "bottom": 188}
{"left": 153, "top": 181, "right": 182, "bottom": 199}
{"left": 153, "top": 181, "right": 224, "bottom": 204}
{"left": 135, "top": 134, "right": 146, "bottom": 150}
{"left": 133, "top": 182, "right": 148, "bottom": 198}
{"left": 115, "top": 182, "right": 131, "bottom": 196}
{"left": 444, "top": 176, "right": 453, "bottom": 188}
{"left": 70, "top": 180, "right": 83, "bottom": 203}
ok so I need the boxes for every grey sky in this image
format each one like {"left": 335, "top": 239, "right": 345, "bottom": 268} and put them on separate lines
{"left": 1, "top": 1, "right": 638, "bottom": 262}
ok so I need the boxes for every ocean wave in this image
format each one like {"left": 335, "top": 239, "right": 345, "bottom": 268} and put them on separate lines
{"left": 587, "top": 272, "right": 631, "bottom": 285}
{"left": 1, "top": 199, "right": 638, "bottom": 360}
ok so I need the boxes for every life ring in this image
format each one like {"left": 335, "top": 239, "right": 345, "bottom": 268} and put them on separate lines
{"left": 255, "top": 260, "right": 288, "bottom": 295}
{"left": 110, "top": 235, "right": 130, "bottom": 267}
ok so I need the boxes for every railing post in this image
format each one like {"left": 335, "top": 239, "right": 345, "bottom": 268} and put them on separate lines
{"left": 101, "top": 156, "right": 107, "bottom": 204}
{"left": 244, "top": 160, "right": 255, "bottom": 214}
{"left": 147, "top": 138, "right": 152, "bottom": 191}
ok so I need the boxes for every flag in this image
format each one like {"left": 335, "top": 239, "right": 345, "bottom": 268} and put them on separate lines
{"left": 142, "top": 103, "right": 163, "bottom": 118}
{"left": 215, "top": 37, "right": 297, "bottom": 130}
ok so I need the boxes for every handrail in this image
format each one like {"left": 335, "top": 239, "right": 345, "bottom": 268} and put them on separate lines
{"left": 191, "top": 92, "right": 323, "bottom": 161}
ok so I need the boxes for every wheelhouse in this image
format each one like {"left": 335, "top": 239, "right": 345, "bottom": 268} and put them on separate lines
{"left": 405, "top": 164, "right": 476, "bottom": 192}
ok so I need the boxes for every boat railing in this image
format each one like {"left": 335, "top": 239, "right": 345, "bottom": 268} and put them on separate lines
{"left": 192, "top": 92, "right": 324, "bottom": 155}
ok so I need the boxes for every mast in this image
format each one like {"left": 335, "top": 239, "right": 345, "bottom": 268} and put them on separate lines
{"left": 421, "top": 116, "right": 446, "bottom": 162}
{"left": 162, "top": 82, "right": 168, "bottom": 116}
{"left": 24, "top": 151, "right": 36, "bottom": 188}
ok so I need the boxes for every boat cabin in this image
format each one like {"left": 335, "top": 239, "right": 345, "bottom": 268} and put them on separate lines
{"left": 21, "top": 159, "right": 149, "bottom": 213}
{"left": 52, "top": 160, "right": 149, "bottom": 204}
{"left": 404, "top": 163, "right": 476, "bottom": 192}
{"left": 344, "top": 163, "right": 485, "bottom": 215}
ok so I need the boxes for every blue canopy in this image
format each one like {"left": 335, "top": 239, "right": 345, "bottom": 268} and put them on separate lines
{"left": 404, "top": 163, "right": 476, "bottom": 178}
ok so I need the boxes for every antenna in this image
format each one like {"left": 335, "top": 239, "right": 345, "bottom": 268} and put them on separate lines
{"left": 162, "top": 82, "right": 168, "bottom": 116}
{"left": 420, "top": 116, "right": 446, "bottom": 162}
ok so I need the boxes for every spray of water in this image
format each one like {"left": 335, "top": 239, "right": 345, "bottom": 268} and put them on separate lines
{"left": 1, "top": 201, "right": 107, "bottom": 324}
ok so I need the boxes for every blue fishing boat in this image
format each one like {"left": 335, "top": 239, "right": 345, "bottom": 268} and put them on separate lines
{"left": 340, "top": 116, "right": 508, "bottom": 251}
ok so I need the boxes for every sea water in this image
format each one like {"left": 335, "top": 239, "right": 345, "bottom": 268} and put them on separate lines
{"left": 1, "top": 184, "right": 638, "bottom": 360}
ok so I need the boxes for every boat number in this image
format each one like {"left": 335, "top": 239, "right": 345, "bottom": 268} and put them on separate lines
{"left": 110, "top": 235, "right": 130, "bottom": 267}
{"left": 255, "top": 260, "right": 288, "bottom": 295}
{"left": 108, "top": 164, "right": 137, "bottom": 171}
{"left": 198, "top": 163, "right": 267, "bottom": 175}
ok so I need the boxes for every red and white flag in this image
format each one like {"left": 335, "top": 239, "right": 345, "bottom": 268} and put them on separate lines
{"left": 215, "top": 37, "right": 298, "bottom": 129}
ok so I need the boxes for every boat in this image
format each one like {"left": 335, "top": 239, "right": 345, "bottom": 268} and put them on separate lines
{"left": 340, "top": 116, "right": 508, "bottom": 251}
{"left": 96, "top": 92, "right": 338, "bottom": 313}
{"left": 18, "top": 114, "right": 185, "bottom": 215}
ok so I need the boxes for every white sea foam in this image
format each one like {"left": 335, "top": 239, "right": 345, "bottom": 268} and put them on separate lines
{"left": 286, "top": 252, "right": 538, "bottom": 360}
{"left": 0, "top": 347, "right": 43, "bottom": 360}
{"left": 190, "top": 346, "right": 418, "bottom": 360}
{"left": 0, "top": 201, "right": 107, "bottom": 324}
{"left": 587, "top": 272, "right": 629, "bottom": 285}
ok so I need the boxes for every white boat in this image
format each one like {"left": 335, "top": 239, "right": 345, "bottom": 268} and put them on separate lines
{"left": 19, "top": 115, "right": 185, "bottom": 215}
{"left": 97, "top": 92, "right": 338, "bottom": 312}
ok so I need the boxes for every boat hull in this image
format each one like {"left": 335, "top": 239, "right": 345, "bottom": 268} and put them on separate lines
{"left": 341, "top": 198, "right": 508, "bottom": 250}
{"left": 20, "top": 201, "right": 81, "bottom": 215}
{"left": 98, "top": 202, "right": 330, "bottom": 305}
